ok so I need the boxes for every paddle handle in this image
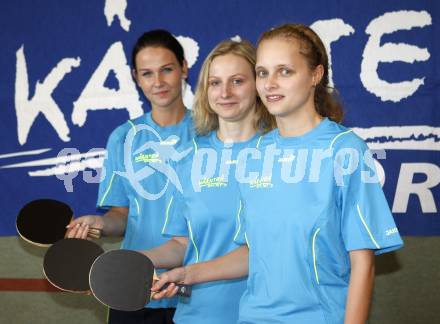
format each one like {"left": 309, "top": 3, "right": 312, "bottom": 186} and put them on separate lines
{"left": 175, "top": 283, "right": 191, "bottom": 297}
{"left": 86, "top": 228, "right": 101, "bottom": 239}
{"left": 160, "top": 282, "right": 192, "bottom": 297}
{"left": 150, "top": 283, "right": 191, "bottom": 299}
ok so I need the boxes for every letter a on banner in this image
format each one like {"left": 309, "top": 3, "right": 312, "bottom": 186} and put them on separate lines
{"left": 72, "top": 41, "right": 143, "bottom": 127}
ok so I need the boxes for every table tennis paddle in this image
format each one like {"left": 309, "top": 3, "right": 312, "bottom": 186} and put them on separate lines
{"left": 16, "top": 199, "right": 101, "bottom": 247}
{"left": 43, "top": 238, "right": 104, "bottom": 292}
{"left": 89, "top": 249, "right": 191, "bottom": 311}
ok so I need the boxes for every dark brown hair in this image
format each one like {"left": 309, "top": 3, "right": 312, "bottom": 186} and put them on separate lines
{"left": 258, "top": 23, "right": 344, "bottom": 122}
{"left": 132, "top": 29, "right": 185, "bottom": 70}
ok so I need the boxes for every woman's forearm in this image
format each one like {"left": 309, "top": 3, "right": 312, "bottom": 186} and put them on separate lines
{"left": 101, "top": 206, "right": 129, "bottom": 236}
{"left": 184, "top": 245, "right": 249, "bottom": 285}
{"left": 344, "top": 249, "right": 375, "bottom": 324}
{"left": 141, "top": 237, "right": 188, "bottom": 269}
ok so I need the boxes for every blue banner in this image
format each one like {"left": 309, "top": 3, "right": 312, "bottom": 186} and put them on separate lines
{"left": 0, "top": 0, "right": 438, "bottom": 236}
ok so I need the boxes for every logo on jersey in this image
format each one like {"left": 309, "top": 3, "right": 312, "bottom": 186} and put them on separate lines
{"left": 385, "top": 227, "right": 399, "bottom": 236}
{"left": 134, "top": 153, "right": 162, "bottom": 163}
{"left": 199, "top": 176, "right": 228, "bottom": 189}
{"left": 250, "top": 176, "right": 273, "bottom": 189}
{"left": 116, "top": 123, "right": 192, "bottom": 200}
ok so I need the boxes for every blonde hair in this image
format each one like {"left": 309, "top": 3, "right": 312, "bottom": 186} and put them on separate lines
{"left": 258, "top": 24, "right": 344, "bottom": 123}
{"left": 192, "top": 39, "right": 275, "bottom": 135}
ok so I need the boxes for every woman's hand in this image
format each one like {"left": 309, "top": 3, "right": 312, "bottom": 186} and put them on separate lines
{"left": 66, "top": 215, "right": 104, "bottom": 239}
{"left": 151, "top": 267, "right": 186, "bottom": 300}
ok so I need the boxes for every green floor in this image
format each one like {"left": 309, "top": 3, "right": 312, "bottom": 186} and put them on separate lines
{"left": 1, "top": 236, "right": 438, "bottom": 323}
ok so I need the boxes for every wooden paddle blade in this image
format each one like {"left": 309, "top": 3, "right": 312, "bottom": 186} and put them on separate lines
{"left": 16, "top": 199, "right": 73, "bottom": 246}
{"left": 43, "top": 238, "right": 104, "bottom": 292}
{"left": 89, "top": 250, "right": 155, "bottom": 311}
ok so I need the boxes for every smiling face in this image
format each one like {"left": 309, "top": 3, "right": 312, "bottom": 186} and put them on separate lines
{"left": 133, "top": 46, "right": 187, "bottom": 111}
{"left": 207, "top": 53, "right": 257, "bottom": 124}
{"left": 255, "top": 37, "right": 322, "bottom": 120}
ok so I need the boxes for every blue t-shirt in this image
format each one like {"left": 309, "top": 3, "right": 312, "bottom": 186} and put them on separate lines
{"left": 162, "top": 131, "right": 262, "bottom": 324}
{"left": 97, "top": 110, "right": 194, "bottom": 309}
{"left": 234, "top": 118, "right": 403, "bottom": 324}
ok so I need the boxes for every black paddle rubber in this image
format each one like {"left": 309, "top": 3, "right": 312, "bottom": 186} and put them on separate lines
{"left": 43, "top": 238, "right": 104, "bottom": 292}
{"left": 89, "top": 250, "right": 191, "bottom": 311}
{"left": 16, "top": 199, "right": 73, "bottom": 247}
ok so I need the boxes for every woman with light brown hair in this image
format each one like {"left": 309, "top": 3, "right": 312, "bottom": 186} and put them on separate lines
{"left": 140, "top": 38, "right": 274, "bottom": 324}
{"left": 153, "top": 24, "right": 402, "bottom": 324}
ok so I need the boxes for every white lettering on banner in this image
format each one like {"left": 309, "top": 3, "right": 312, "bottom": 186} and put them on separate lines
{"left": 176, "top": 36, "right": 200, "bottom": 69}
{"left": 311, "top": 19, "right": 355, "bottom": 88}
{"left": 72, "top": 41, "right": 143, "bottom": 127}
{"left": 54, "top": 148, "right": 81, "bottom": 192}
{"left": 23, "top": 150, "right": 106, "bottom": 179}
{"left": 352, "top": 126, "right": 440, "bottom": 151}
{"left": 50, "top": 148, "right": 106, "bottom": 191}
{"left": 176, "top": 35, "right": 200, "bottom": 110}
{"left": 15, "top": 46, "right": 80, "bottom": 145}
{"left": 392, "top": 163, "right": 440, "bottom": 213}
{"left": 104, "top": 0, "right": 131, "bottom": 31}
{"left": 12, "top": 11, "right": 435, "bottom": 146}
{"left": 183, "top": 82, "right": 195, "bottom": 110}
{"left": 231, "top": 35, "right": 242, "bottom": 42}
{"left": 82, "top": 148, "right": 105, "bottom": 184}
{"left": 360, "top": 10, "right": 432, "bottom": 102}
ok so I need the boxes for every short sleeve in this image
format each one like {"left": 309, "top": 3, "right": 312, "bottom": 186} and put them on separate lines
{"left": 97, "top": 127, "right": 129, "bottom": 208}
{"left": 338, "top": 137, "right": 403, "bottom": 255}
{"left": 161, "top": 186, "right": 189, "bottom": 237}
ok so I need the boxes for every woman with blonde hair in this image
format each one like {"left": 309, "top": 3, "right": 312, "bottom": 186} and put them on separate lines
{"left": 192, "top": 40, "right": 274, "bottom": 136}
{"left": 141, "top": 39, "right": 274, "bottom": 324}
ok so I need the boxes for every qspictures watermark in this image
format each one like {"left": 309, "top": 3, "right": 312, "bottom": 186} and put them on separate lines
{"left": 55, "top": 124, "right": 386, "bottom": 198}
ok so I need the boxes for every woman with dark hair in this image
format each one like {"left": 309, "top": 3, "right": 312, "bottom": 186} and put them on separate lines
{"left": 153, "top": 24, "right": 403, "bottom": 324}
{"left": 67, "top": 29, "right": 194, "bottom": 324}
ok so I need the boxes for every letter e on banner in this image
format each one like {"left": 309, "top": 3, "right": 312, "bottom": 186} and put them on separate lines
{"left": 360, "top": 10, "right": 432, "bottom": 102}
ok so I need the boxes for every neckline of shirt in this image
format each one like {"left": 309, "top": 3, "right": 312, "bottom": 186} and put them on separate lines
{"left": 274, "top": 118, "right": 331, "bottom": 146}
{"left": 145, "top": 109, "right": 191, "bottom": 132}
{"left": 208, "top": 131, "right": 261, "bottom": 150}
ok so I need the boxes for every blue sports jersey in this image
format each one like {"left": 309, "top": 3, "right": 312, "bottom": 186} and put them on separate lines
{"left": 234, "top": 118, "right": 403, "bottom": 324}
{"left": 162, "top": 131, "right": 262, "bottom": 324}
{"left": 97, "top": 110, "right": 194, "bottom": 309}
